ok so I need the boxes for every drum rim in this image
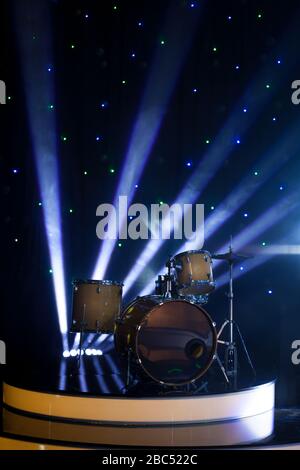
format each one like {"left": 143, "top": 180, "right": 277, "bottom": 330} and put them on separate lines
{"left": 135, "top": 299, "right": 217, "bottom": 386}
{"left": 171, "top": 249, "right": 212, "bottom": 261}
{"left": 178, "top": 280, "right": 215, "bottom": 289}
{"left": 72, "top": 279, "right": 123, "bottom": 286}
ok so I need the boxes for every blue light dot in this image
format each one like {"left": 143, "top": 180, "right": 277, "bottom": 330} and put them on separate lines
{"left": 118, "top": 242, "right": 122, "bottom": 247}
{"left": 211, "top": 206, "right": 215, "bottom": 210}
{"left": 236, "top": 139, "right": 241, "bottom": 144}
{"left": 268, "top": 290, "right": 273, "bottom": 295}
{"left": 47, "top": 66, "right": 52, "bottom": 72}
{"left": 85, "top": 14, "right": 89, "bottom": 19}
{"left": 235, "top": 65, "right": 240, "bottom": 70}
{"left": 266, "top": 84, "right": 270, "bottom": 89}
{"left": 279, "top": 185, "right": 284, "bottom": 191}
{"left": 254, "top": 171, "right": 258, "bottom": 176}
{"left": 262, "top": 242, "right": 266, "bottom": 246}
{"left": 240, "top": 266, "right": 244, "bottom": 271}
{"left": 272, "top": 117, "right": 277, "bottom": 122}
{"left": 243, "top": 108, "right": 247, "bottom": 113}
{"left": 190, "top": 2, "right": 195, "bottom": 7}
{"left": 49, "top": 269, "right": 53, "bottom": 274}
{"left": 38, "top": 202, "right": 42, "bottom": 206}
{"left": 14, "top": 238, "right": 19, "bottom": 243}
{"left": 131, "top": 52, "right": 136, "bottom": 58}
{"left": 138, "top": 21, "right": 143, "bottom": 27}
{"left": 228, "top": 16, "right": 232, "bottom": 20}
{"left": 129, "top": 216, "right": 133, "bottom": 220}
{"left": 243, "top": 213, "right": 248, "bottom": 218}
{"left": 96, "top": 136, "right": 101, "bottom": 141}
{"left": 186, "top": 161, "right": 192, "bottom": 167}
{"left": 193, "top": 88, "right": 197, "bottom": 93}
{"left": 277, "top": 59, "right": 281, "bottom": 64}
{"left": 135, "top": 184, "right": 139, "bottom": 188}
{"left": 100, "top": 101, "right": 108, "bottom": 108}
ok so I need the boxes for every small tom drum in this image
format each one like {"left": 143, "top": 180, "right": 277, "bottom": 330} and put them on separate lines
{"left": 172, "top": 250, "right": 215, "bottom": 296}
{"left": 71, "top": 280, "right": 123, "bottom": 333}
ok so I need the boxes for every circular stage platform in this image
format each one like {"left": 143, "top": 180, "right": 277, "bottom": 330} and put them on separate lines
{"left": 1, "top": 375, "right": 300, "bottom": 449}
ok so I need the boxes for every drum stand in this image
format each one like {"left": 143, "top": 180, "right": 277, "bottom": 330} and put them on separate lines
{"left": 217, "top": 244, "right": 256, "bottom": 383}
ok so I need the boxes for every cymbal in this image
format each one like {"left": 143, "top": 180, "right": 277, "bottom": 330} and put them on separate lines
{"left": 211, "top": 251, "right": 252, "bottom": 261}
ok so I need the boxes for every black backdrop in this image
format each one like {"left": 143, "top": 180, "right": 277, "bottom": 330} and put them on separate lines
{"left": 1, "top": 0, "right": 300, "bottom": 405}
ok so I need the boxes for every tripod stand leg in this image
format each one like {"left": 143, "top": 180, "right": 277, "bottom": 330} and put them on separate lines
{"left": 233, "top": 321, "right": 256, "bottom": 377}
{"left": 215, "top": 354, "right": 230, "bottom": 384}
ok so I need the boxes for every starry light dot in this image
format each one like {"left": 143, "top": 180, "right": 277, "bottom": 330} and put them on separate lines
{"left": 243, "top": 108, "right": 247, "bottom": 113}
{"left": 69, "top": 209, "right": 73, "bottom": 213}
{"left": 228, "top": 16, "right": 232, "bottom": 21}
{"left": 160, "top": 39, "right": 165, "bottom": 45}
{"left": 211, "top": 206, "right": 215, "bottom": 210}
{"left": 235, "top": 65, "right": 240, "bottom": 70}
{"left": 61, "top": 136, "right": 67, "bottom": 142}
{"left": 254, "top": 171, "right": 258, "bottom": 176}
{"left": 240, "top": 266, "right": 244, "bottom": 271}
{"left": 159, "top": 201, "right": 164, "bottom": 206}
{"left": 277, "top": 59, "right": 281, "bottom": 64}
{"left": 96, "top": 136, "right": 101, "bottom": 141}
{"left": 236, "top": 139, "right": 241, "bottom": 144}
{"left": 49, "top": 269, "right": 53, "bottom": 274}
{"left": 7, "top": 96, "right": 12, "bottom": 100}
{"left": 213, "top": 47, "right": 217, "bottom": 52}
{"left": 186, "top": 161, "right": 192, "bottom": 167}
{"left": 110, "top": 168, "right": 115, "bottom": 174}
{"left": 135, "top": 184, "right": 139, "bottom": 188}
{"left": 113, "top": 5, "right": 118, "bottom": 10}
{"left": 14, "top": 238, "right": 19, "bottom": 243}
{"left": 205, "top": 139, "right": 210, "bottom": 144}
{"left": 138, "top": 21, "right": 143, "bottom": 27}
{"left": 193, "top": 88, "right": 198, "bottom": 93}
{"left": 47, "top": 66, "right": 52, "bottom": 72}
{"left": 118, "top": 242, "right": 122, "bottom": 247}
{"left": 243, "top": 212, "right": 248, "bottom": 218}
{"left": 266, "top": 84, "right": 270, "bottom": 89}
{"left": 131, "top": 52, "right": 136, "bottom": 58}
{"left": 38, "top": 202, "right": 42, "bottom": 206}
{"left": 268, "top": 290, "right": 273, "bottom": 295}
{"left": 12, "top": 168, "right": 18, "bottom": 174}
{"left": 48, "top": 104, "right": 54, "bottom": 110}
{"left": 84, "top": 171, "right": 88, "bottom": 175}
{"left": 122, "top": 80, "right": 127, "bottom": 85}
{"left": 262, "top": 242, "right": 266, "bottom": 246}
{"left": 71, "top": 44, "right": 75, "bottom": 49}
{"left": 279, "top": 185, "right": 284, "bottom": 191}
{"left": 272, "top": 117, "right": 277, "bottom": 122}
{"left": 258, "top": 13, "right": 263, "bottom": 19}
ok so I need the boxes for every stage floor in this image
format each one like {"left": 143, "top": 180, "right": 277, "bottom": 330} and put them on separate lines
{"left": 1, "top": 367, "right": 299, "bottom": 449}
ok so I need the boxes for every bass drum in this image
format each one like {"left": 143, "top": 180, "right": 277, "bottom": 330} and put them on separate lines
{"left": 114, "top": 296, "right": 217, "bottom": 386}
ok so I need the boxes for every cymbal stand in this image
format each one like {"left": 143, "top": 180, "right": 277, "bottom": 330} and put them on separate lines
{"left": 217, "top": 242, "right": 256, "bottom": 383}
{"left": 164, "top": 257, "right": 174, "bottom": 299}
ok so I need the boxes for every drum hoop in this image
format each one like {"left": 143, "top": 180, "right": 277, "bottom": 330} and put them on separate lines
{"left": 135, "top": 299, "right": 217, "bottom": 386}
{"left": 178, "top": 280, "right": 215, "bottom": 289}
{"left": 72, "top": 279, "right": 123, "bottom": 287}
{"left": 171, "top": 249, "right": 212, "bottom": 261}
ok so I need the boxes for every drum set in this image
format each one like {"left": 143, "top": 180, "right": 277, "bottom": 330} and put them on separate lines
{"left": 71, "top": 245, "right": 255, "bottom": 390}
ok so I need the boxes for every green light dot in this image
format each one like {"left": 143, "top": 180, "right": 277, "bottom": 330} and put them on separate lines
{"left": 49, "top": 269, "right": 53, "bottom": 274}
{"left": 69, "top": 209, "right": 73, "bottom": 213}
{"left": 110, "top": 168, "right": 115, "bottom": 174}
{"left": 160, "top": 40, "right": 165, "bottom": 45}
{"left": 262, "top": 242, "right": 266, "bottom": 247}
{"left": 113, "top": 5, "right": 117, "bottom": 10}
{"left": 7, "top": 96, "right": 11, "bottom": 100}
{"left": 159, "top": 201, "right": 164, "bottom": 205}
{"left": 122, "top": 80, "right": 126, "bottom": 85}
{"left": 71, "top": 44, "right": 75, "bottom": 49}
{"left": 62, "top": 136, "right": 67, "bottom": 142}
{"left": 213, "top": 47, "right": 217, "bottom": 52}
{"left": 258, "top": 13, "right": 262, "bottom": 19}
{"left": 84, "top": 171, "right": 88, "bottom": 175}
{"left": 254, "top": 171, "right": 258, "bottom": 176}
{"left": 266, "top": 84, "right": 270, "bottom": 89}
{"left": 38, "top": 202, "right": 42, "bottom": 206}
{"left": 206, "top": 139, "right": 210, "bottom": 144}
{"left": 118, "top": 242, "right": 122, "bottom": 247}
{"left": 48, "top": 104, "right": 54, "bottom": 110}
{"left": 211, "top": 206, "right": 215, "bottom": 210}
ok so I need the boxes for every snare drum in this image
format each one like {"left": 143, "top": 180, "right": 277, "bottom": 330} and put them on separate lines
{"left": 171, "top": 250, "right": 215, "bottom": 296}
{"left": 71, "top": 280, "right": 123, "bottom": 333}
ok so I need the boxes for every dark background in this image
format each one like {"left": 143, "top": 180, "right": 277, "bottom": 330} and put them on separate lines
{"left": 1, "top": 0, "right": 300, "bottom": 405}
